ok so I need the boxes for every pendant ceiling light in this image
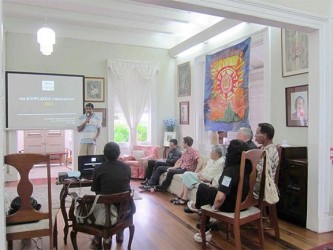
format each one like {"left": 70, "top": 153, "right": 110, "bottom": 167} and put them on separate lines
{"left": 37, "top": 26, "right": 56, "bottom": 56}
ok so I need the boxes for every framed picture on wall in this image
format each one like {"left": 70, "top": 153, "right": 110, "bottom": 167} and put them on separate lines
{"left": 179, "top": 101, "right": 189, "bottom": 125}
{"left": 163, "top": 132, "right": 176, "bottom": 146}
{"left": 84, "top": 77, "right": 105, "bottom": 102}
{"left": 177, "top": 62, "right": 191, "bottom": 96}
{"left": 285, "top": 85, "right": 308, "bottom": 127}
{"left": 94, "top": 108, "right": 107, "bottom": 127}
{"left": 282, "top": 29, "right": 309, "bottom": 77}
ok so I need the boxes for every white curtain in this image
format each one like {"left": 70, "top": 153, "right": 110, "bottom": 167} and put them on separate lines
{"left": 108, "top": 59, "right": 159, "bottom": 149}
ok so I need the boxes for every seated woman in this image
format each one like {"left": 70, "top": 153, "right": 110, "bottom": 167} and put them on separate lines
{"left": 170, "top": 144, "right": 225, "bottom": 205}
{"left": 183, "top": 139, "right": 251, "bottom": 240}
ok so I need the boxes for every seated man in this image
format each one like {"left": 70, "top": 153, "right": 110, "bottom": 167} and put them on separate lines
{"left": 184, "top": 140, "right": 251, "bottom": 238}
{"left": 90, "top": 142, "right": 132, "bottom": 248}
{"left": 253, "top": 122, "right": 279, "bottom": 199}
{"left": 236, "top": 127, "right": 258, "bottom": 149}
{"left": 154, "top": 136, "right": 203, "bottom": 192}
{"left": 141, "top": 139, "right": 182, "bottom": 186}
{"left": 171, "top": 144, "right": 225, "bottom": 205}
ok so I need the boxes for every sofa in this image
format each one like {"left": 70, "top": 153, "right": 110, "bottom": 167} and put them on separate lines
{"left": 159, "top": 172, "right": 198, "bottom": 203}
{"left": 158, "top": 157, "right": 209, "bottom": 203}
{"left": 119, "top": 145, "right": 159, "bottom": 179}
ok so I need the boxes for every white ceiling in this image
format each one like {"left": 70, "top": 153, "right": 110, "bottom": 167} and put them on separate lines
{"left": 3, "top": 0, "right": 263, "bottom": 67}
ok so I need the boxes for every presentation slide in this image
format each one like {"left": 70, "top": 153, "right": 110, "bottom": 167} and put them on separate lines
{"left": 6, "top": 72, "right": 84, "bottom": 130}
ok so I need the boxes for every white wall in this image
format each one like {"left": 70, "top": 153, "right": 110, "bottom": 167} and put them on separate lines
{"left": 5, "top": 32, "right": 174, "bottom": 157}
{"left": 269, "top": 28, "right": 308, "bottom": 146}
{"left": 0, "top": 0, "right": 6, "bottom": 248}
{"left": 256, "top": 0, "right": 332, "bottom": 17}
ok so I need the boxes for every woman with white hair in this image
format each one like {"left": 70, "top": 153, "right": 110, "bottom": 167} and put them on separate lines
{"left": 170, "top": 144, "right": 225, "bottom": 205}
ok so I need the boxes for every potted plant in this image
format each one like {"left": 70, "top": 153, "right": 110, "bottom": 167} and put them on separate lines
{"left": 163, "top": 118, "right": 176, "bottom": 132}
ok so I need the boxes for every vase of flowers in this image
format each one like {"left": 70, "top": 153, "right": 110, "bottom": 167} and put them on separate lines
{"left": 163, "top": 118, "right": 176, "bottom": 132}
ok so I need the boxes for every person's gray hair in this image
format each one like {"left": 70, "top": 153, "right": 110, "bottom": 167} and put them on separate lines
{"left": 239, "top": 127, "right": 253, "bottom": 140}
{"left": 212, "top": 144, "right": 223, "bottom": 158}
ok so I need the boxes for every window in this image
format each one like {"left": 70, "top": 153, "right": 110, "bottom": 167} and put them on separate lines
{"left": 113, "top": 96, "right": 150, "bottom": 144}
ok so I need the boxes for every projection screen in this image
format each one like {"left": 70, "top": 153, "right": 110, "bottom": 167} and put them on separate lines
{"left": 6, "top": 71, "right": 84, "bottom": 130}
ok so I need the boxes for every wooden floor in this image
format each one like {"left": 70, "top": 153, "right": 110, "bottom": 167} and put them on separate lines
{"left": 7, "top": 179, "right": 333, "bottom": 250}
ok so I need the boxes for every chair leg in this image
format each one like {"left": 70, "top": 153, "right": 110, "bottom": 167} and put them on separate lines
{"left": 128, "top": 225, "right": 135, "bottom": 250}
{"left": 7, "top": 240, "right": 13, "bottom": 250}
{"left": 233, "top": 222, "right": 241, "bottom": 250}
{"left": 268, "top": 205, "right": 280, "bottom": 239}
{"left": 257, "top": 218, "right": 265, "bottom": 250}
{"left": 53, "top": 216, "right": 58, "bottom": 250}
{"left": 70, "top": 230, "right": 78, "bottom": 250}
{"left": 226, "top": 223, "right": 231, "bottom": 242}
{"left": 200, "top": 213, "right": 208, "bottom": 250}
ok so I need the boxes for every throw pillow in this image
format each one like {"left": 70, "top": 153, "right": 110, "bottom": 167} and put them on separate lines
{"left": 133, "top": 150, "right": 145, "bottom": 160}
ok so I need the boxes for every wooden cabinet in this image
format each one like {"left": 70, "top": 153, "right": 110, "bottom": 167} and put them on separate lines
{"left": 277, "top": 146, "right": 307, "bottom": 227}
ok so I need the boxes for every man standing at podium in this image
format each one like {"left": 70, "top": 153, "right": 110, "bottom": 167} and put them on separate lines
{"left": 77, "top": 103, "right": 101, "bottom": 155}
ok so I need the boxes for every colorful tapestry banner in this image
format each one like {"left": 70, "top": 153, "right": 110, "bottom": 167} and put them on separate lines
{"left": 204, "top": 38, "right": 251, "bottom": 131}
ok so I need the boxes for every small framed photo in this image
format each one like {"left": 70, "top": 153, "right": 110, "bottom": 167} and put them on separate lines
{"left": 282, "top": 29, "right": 309, "bottom": 77}
{"left": 285, "top": 85, "right": 308, "bottom": 127}
{"left": 84, "top": 77, "right": 105, "bottom": 102}
{"left": 163, "top": 132, "right": 176, "bottom": 147}
{"left": 179, "top": 101, "right": 189, "bottom": 125}
{"left": 94, "top": 108, "right": 107, "bottom": 127}
{"left": 178, "top": 62, "right": 191, "bottom": 96}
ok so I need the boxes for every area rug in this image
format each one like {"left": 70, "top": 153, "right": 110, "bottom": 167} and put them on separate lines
{"left": 5, "top": 184, "right": 142, "bottom": 213}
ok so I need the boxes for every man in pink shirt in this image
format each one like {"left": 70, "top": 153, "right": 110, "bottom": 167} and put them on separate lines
{"left": 154, "top": 136, "right": 202, "bottom": 192}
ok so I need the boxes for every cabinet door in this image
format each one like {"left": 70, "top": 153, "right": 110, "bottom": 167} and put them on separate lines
{"left": 284, "top": 166, "right": 307, "bottom": 226}
{"left": 24, "top": 130, "right": 65, "bottom": 153}
{"left": 44, "top": 130, "right": 65, "bottom": 153}
{"left": 24, "top": 130, "right": 45, "bottom": 153}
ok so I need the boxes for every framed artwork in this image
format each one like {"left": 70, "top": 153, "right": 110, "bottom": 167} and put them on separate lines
{"left": 84, "top": 77, "right": 105, "bottom": 102}
{"left": 282, "top": 29, "right": 309, "bottom": 77}
{"left": 177, "top": 62, "right": 191, "bottom": 96}
{"left": 285, "top": 85, "right": 308, "bottom": 127}
{"left": 163, "top": 132, "right": 176, "bottom": 147}
{"left": 94, "top": 108, "right": 107, "bottom": 127}
{"left": 179, "top": 101, "right": 189, "bottom": 125}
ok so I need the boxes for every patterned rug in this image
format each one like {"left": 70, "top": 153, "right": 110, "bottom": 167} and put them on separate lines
{"left": 5, "top": 184, "right": 142, "bottom": 213}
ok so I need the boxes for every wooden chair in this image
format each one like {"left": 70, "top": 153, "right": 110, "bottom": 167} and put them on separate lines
{"left": 69, "top": 191, "right": 136, "bottom": 250}
{"left": 5, "top": 153, "right": 57, "bottom": 250}
{"left": 200, "top": 149, "right": 266, "bottom": 250}
{"left": 261, "top": 145, "right": 282, "bottom": 239}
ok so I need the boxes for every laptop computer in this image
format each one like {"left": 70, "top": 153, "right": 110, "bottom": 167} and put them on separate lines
{"left": 78, "top": 154, "right": 106, "bottom": 179}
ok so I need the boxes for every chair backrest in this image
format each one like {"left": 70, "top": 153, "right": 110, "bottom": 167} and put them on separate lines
{"left": 235, "top": 149, "right": 266, "bottom": 216}
{"left": 73, "top": 191, "right": 136, "bottom": 227}
{"left": 5, "top": 153, "right": 52, "bottom": 225}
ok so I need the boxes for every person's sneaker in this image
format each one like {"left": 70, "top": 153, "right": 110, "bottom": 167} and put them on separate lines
{"left": 140, "top": 180, "right": 148, "bottom": 185}
{"left": 185, "top": 200, "right": 201, "bottom": 214}
{"left": 194, "top": 230, "right": 212, "bottom": 243}
{"left": 139, "top": 185, "right": 151, "bottom": 190}
{"left": 154, "top": 185, "right": 167, "bottom": 192}
{"left": 116, "top": 230, "right": 124, "bottom": 243}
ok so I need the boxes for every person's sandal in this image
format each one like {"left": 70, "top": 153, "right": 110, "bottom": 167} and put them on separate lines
{"left": 173, "top": 198, "right": 187, "bottom": 205}
{"left": 170, "top": 197, "right": 181, "bottom": 203}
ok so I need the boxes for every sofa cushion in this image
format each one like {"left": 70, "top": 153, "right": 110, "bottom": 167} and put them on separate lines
{"left": 133, "top": 150, "right": 145, "bottom": 160}
{"left": 159, "top": 172, "right": 197, "bottom": 203}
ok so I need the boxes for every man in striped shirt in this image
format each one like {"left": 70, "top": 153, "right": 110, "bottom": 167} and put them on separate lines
{"left": 77, "top": 103, "right": 101, "bottom": 156}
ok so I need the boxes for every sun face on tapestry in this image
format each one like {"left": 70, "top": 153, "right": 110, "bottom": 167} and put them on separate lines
{"left": 204, "top": 38, "right": 251, "bottom": 131}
